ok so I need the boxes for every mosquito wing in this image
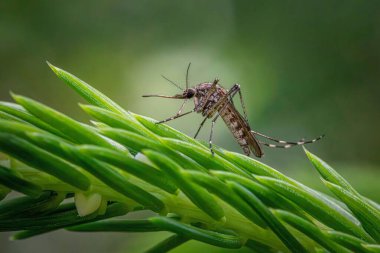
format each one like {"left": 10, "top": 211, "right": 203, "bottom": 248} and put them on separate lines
{"left": 220, "top": 103, "right": 264, "bottom": 158}
{"left": 246, "top": 129, "right": 264, "bottom": 157}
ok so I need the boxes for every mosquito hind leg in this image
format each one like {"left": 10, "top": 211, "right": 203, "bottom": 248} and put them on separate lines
{"left": 237, "top": 86, "right": 249, "bottom": 122}
{"left": 194, "top": 116, "right": 208, "bottom": 139}
{"left": 220, "top": 84, "right": 249, "bottom": 122}
{"left": 260, "top": 142, "right": 294, "bottom": 149}
{"left": 252, "top": 130, "right": 325, "bottom": 147}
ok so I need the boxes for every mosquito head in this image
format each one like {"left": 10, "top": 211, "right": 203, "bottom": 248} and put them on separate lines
{"left": 143, "top": 63, "right": 195, "bottom": 100}
{"left": 183, "top": 88, "right": 196, "bottom": 98}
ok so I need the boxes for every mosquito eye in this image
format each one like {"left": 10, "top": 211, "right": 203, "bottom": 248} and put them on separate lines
{"left": 186, "top": 89, "right": 195, "bottom": 98}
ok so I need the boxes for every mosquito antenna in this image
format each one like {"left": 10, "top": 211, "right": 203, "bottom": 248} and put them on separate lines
{"left": 186, "top": 62, "right": 191, "bottom": 89}
{"left": 161, "top": 75, "right": 183, "bottom": 91}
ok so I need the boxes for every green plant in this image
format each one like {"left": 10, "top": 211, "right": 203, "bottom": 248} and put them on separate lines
{"left": 0, "top": 63, "right": 379, "bottom": 253}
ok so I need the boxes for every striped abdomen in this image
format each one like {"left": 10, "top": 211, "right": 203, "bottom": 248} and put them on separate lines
{"left": 219, "top": 103, "right": 263, "bottom": 157}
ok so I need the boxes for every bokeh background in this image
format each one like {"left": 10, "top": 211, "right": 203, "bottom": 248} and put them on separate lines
{"left": 1, "top": 1, "right": 379, "bottom": 252}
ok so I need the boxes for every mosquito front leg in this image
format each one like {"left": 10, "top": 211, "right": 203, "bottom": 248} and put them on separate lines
{"left": 176, "top": 99, "right": 188, "bottom": 116}
{"left": 209, "top": 114, "right": 220, "bottom": 155}
{"left": 194, "top": 116, "right": 208, "bottom": 139}
{"left": 157, "top": 109, "right": 194, "bottom": 124}
{"left": 156, "top": 99, "right": 191, "bottom": 124}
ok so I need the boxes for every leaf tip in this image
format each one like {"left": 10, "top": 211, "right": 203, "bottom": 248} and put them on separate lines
{"left": 303, "top": 146, "right": 316, "bottom": 161}
{"left": 302, "top": 145, "right": 310, "bottom": 154}
{"left": 78, "top": 103, "right": 90, "bottom": 111}
{"left": 46, "top": 61, "right": 60, "bottom": 75}
{"left": 9, "top": 92, "right": 23, "bottom": 104}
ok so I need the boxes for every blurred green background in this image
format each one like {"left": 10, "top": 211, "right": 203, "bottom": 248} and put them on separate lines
{"left": 1, "top": 1, "right": 379, "bottom": 252}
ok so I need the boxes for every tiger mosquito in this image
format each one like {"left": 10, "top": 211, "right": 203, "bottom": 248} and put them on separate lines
{"left": 142, "top": 64, "right": 324, "bottom": 157}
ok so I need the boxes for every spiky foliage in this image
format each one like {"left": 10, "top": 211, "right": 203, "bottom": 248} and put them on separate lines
{"left": 0, "top": 63, "right": 379, "bottom": 253}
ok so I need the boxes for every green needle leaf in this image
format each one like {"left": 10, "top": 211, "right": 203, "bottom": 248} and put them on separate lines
{"left": 323, "top": 180, "right": 380, "bottom": 242}
{"left": 80, "top": 104, "right": 157, "bottom": 140}
{"left": 0, "top": 133, "right": 90, "bottom": 191}
{"left": 274, "top": 210, "right": 352, "bottom": 253}
{"left": 131, "top": 113, "right": 207, "bottom": 149}
{"left": 256, "top": 176, "right": 374, "bottom": 242}
{"left": 143, "top": 150, "right": 225, "bottom": 222}
{"left": 304, "top": 148, "right": 359, "bottom": 195}
{"left": 63, "top": 145, "right": 165, "bottom": 212}
{"left": 68, "top": 219, "right": 161, "bottom": 232}
{"left": 304, "top": 148, "right": 380, "bottom": 213}
{"left": 47, "top": 62, "right": 127, "bottom": 115}
{"left": 326, "top": 231, "right": 372, "bottom": 253}
{"left": 229, "top": 182, "right": 306, "bottom": 253}
{"left": 100, "top": 128, "right": 206, "bottom": 172}
{"left": 185, "top": 171, "right": 267, "bottom": 228}
{"left": 212, "top": 171, "right": 307, "bottom": 219}
{"left": 11, "top": 202, "right": 128, "bottom": 239}
{"left": 245, "top": 239, "right": 274, "bottom": 253}
{"left": 0, "top": 165, "right": 42, "bottom": 197}
{"left": 0, "top": 101, "right": 66, "bottom": 138}
{"left": 145, "top": 234, "right": 190, "bottom": 253}
{"left": 0, "top": 185, "right": 10, "bottom": 201}
{"left": 0, "top": 191, "right": 64, "bottom": 219}
{"left": 213, "top": 146, "right": 291, "bottom": 181}
{"left": 0, "top": 119, "right": 43, "bottom": 138}
{"left": 362, "top": 244, "right": 380, "bottom": 253}
{"left": 12, "top": 94, "right": 117, "bottom": 150}
{"left": 150, "top": 217, "right": 243, "bottom": 249}
{"left": 0, "top": 111, "right": 25, "bottom": 122}
{"left": 162, "top": 138, "right": 249, "bottom": 176}
{"left": 77, "top": 145, "right": 178, "bottom": 194}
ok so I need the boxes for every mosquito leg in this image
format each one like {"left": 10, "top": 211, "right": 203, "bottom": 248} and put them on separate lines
{"left": 229, "top": 94, "right": 235, "bottom": 105}
{"left": 208, "top": 114, "right": 221, "bottom": 155}
{"left": 236, "top": 85, "right": 249, "bottom": 122}
{"left": 224, "top": 84, "right": 248, "bottom": 123}
{"left": 252, "top": 130, "right": 325, "bottom": 146}
{"left": 157, "top": 110, "right": 194, "bottom": 124}
{"left": 177, "top": 99, "right": 188, "bottom": 115}
{"left": 194, "top": 116, "right": 208, "bottom": 139}
{"left": 260, "top": 142, "right": 293, "bottom": 148}
{"left": 156, "top": 99, "right": 189, "bottom": 124}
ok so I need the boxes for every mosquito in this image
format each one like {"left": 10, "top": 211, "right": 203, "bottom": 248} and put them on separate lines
{"left": 143, "top": 64, "right": 324, "bottom": 157}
